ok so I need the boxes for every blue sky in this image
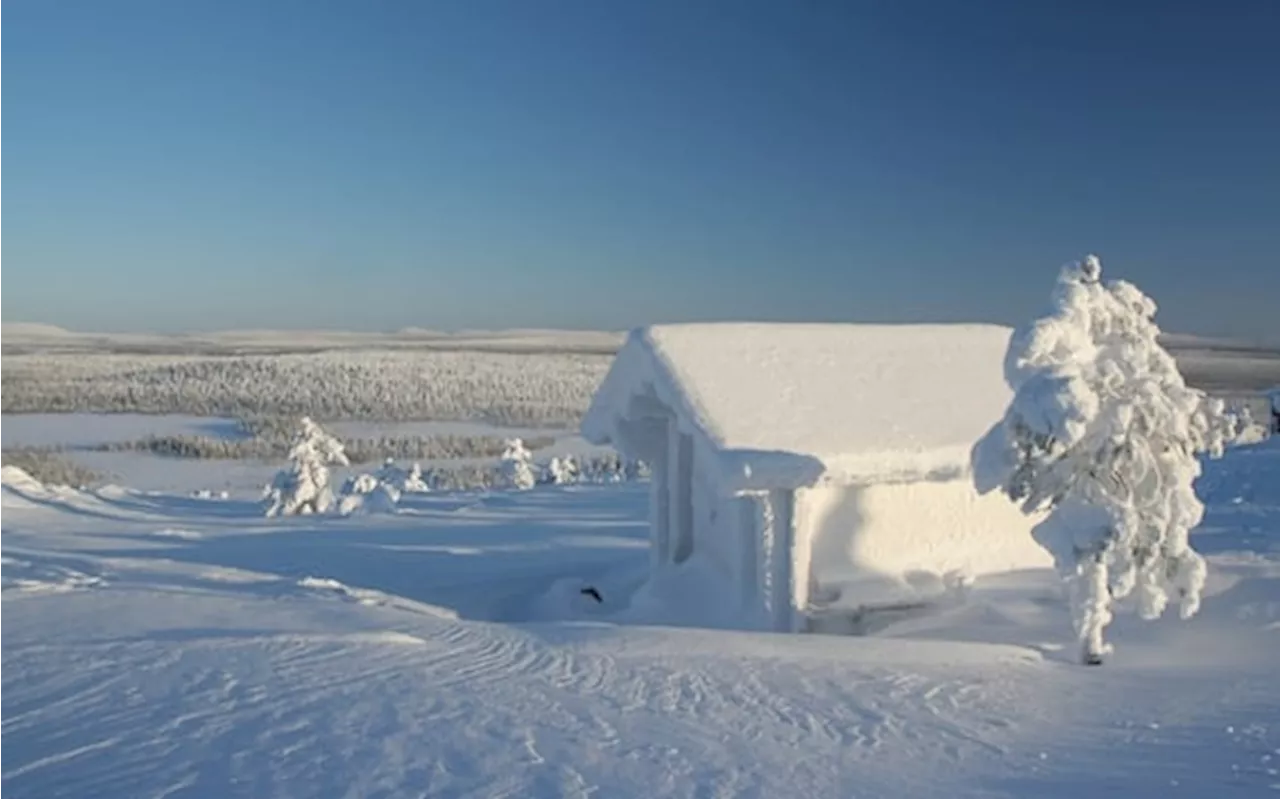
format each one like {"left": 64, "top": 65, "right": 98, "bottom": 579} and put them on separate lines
{"left": 4, "top": 1, "right": 1278, "bottom": 337}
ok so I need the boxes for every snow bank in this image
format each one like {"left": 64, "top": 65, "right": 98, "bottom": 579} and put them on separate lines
{"left": 584, "top": 323, "right": 1016, "bottom": 490}
{"left": 612, "top": 554, "right": 752, "bottom": 629}
{"left": 1, "top": 465, "right": 46, "bottom": 495}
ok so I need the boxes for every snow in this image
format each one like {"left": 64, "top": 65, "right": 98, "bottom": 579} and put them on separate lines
{"left": 584, "top": 323, "right": 1017, "bottom": 489}
{"left": 1, "top": 413, "right": 246, "bottom": 449}
{"left": 3, "top": 436, "right": 1280, "bottom": 795}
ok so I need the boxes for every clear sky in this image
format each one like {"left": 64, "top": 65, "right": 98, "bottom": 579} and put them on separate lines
{"left": 4, "top": 1, "right": 1278, "bottom": 337}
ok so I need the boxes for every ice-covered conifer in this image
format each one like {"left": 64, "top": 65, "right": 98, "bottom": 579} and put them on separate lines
{"left": 402, "top": 462, "right": 431, "bottom": 493}
{"left": 263, "top": 417, "right": 350, "bottom": 517}
{"left": 546, "top": 455, "right": 579, "bottom": 485}
{"left": 501, "top": 438, "right": 536, "bottom": 490}
{"left": 975, "top": 255, "right": 1240, "bottom": 664}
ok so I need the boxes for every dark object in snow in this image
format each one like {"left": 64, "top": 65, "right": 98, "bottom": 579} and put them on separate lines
{"left": 580, "top": 586, "right": 603, "bottom": 603}
{"left": 1082, "top": 651, "right": 1105, "bottom": 666}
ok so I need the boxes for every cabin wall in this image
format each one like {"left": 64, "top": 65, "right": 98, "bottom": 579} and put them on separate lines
{"left": 799, "top": 479, "right": 1050, "bottom": 608}
{"left": 622, "top": 401, "right": 810, "bottom": 632}
{"left": 690, "top": 458, "right": 731, "bottom": 577}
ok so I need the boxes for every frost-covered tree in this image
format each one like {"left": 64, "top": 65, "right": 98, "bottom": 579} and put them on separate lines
{"left": 337, "top": 471, "right": 400, "bottom": 515}
{"left": 546, "top": 455, "right": 579, "bottom": 485}
{"left": 263, "top": 417, "right": 350, "bottom": 517}
{"left": 402, "top": 462, "right": 431, "bottom": 493}
{"left": 500, "top": 438, "right": 536, "bottom": 490}
{"left": 974, "top": 255, "right": 1239, "bottom": 664}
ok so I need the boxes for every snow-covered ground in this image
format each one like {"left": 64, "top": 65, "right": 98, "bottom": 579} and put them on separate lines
{"left": 3, "top": 439, "right": 1279, "bottom": 797}
{"left": 1, "top": 414, "right": 249, "bottom": 449}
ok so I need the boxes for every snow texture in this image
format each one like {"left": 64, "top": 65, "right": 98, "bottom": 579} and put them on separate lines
{"left": 584, "top": 323, "right": 1017, "bottom": 490}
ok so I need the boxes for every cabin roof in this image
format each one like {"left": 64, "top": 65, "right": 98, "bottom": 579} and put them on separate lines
{"left": 582, "top": 322, "right": 1015, "bottom": 490}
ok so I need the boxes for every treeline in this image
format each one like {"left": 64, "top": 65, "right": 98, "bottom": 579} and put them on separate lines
{"left": 417, "top": 452, "right": 646, "bottom": 491}
{"left": 2, "top": 349, "right": 610, "bottom": 427}
{"left": 0, "top": 445, "right": 645, "bottom": 493}
{"left": 92, "top": 432, "right": 557, "bottom": 464}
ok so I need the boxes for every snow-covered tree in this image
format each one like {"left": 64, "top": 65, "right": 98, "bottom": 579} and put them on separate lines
{"left": 402, "top": 461, "right": 431, "bottom": 493}
{"left": 263, "top": 417, "right": 350, "bottom": 517}
{"left": 500, "top": 438, "right": 536, "bottom": 490}
{"left": 546, "top": 455, "right": 579, "bottom": 485}
{"left": 337, "top": 471, "right": 400, "bottom": 515}
{"left": 974, "top": 255, "right": 1240, "bottom": 664}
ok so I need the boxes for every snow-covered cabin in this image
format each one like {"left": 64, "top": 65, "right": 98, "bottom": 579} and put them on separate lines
{"left": 582, "top": 323, "right": 1050, "bottom": 632}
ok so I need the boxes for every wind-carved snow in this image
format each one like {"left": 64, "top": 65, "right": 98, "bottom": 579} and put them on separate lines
{"left": 2, "top": 556, "right": 106, "bottom": 594}
{"left": 2, "top": 445, "right": 1279, "bottom": 797}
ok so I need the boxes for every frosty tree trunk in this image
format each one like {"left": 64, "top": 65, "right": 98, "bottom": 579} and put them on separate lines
{"left": 1072, "top": 552, "right": 1113, "bottom": 665}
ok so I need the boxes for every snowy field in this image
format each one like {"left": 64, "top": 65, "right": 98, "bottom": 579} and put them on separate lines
{"left": 3, "top": 324, "right": 1279, "bottom": 796}
{"left": 3, "top": 439, "right": 1280, "bottom": 797}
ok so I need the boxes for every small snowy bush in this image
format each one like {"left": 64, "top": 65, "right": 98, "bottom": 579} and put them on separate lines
{"left": 263, "top": 417, "right": 350, "bottom": 517}
{"left": 976, "top": 255, "right": 1241, "bottom": 664}
{"left": 338, "top": 471, "right": 400, "bottom": 516}
{"left": 545, "top": 455, "right": 579, "bottom": 485}
{"left": 500, "top": 438, "right": 537, "bottom": 490}
{"left": 402, "top": 462, "right": 431, "bottom": 493}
